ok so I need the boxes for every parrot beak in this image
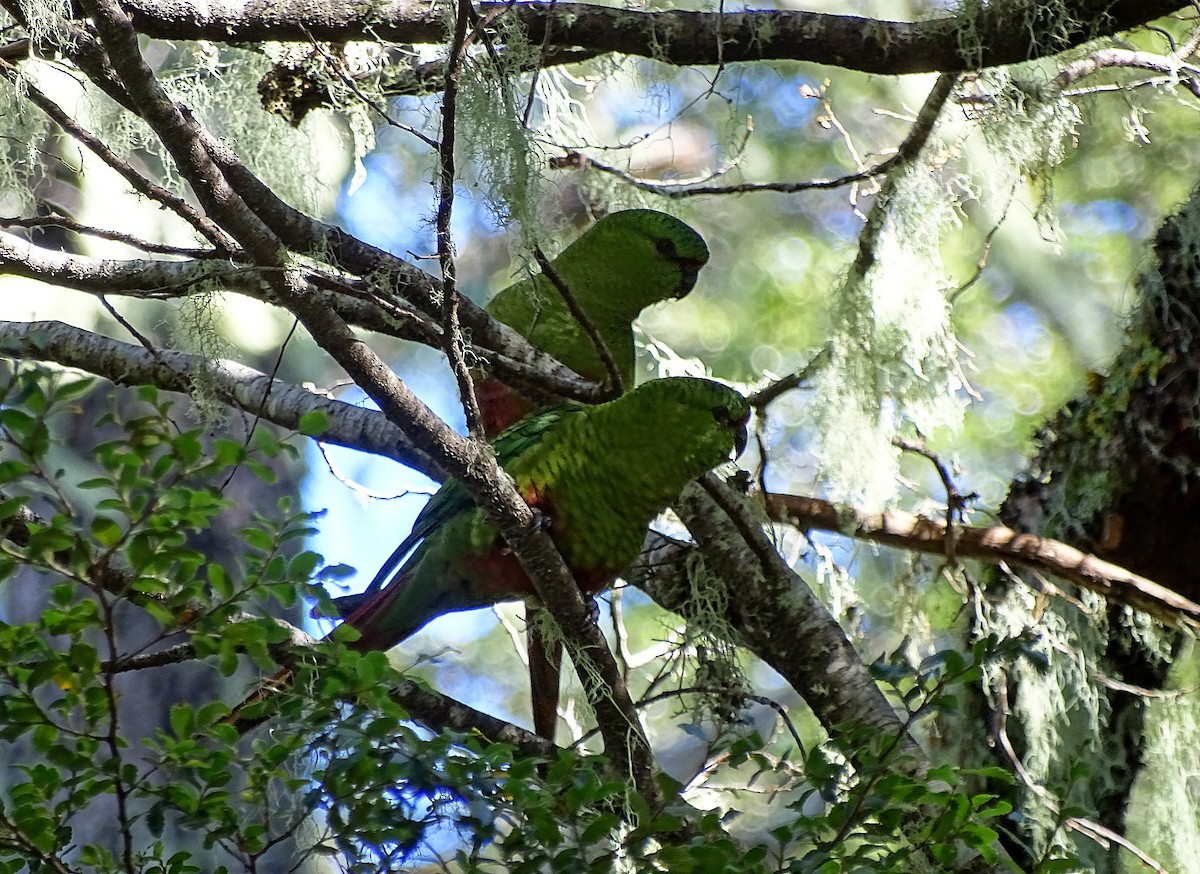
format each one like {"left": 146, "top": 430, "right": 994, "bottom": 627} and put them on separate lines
{"left": 733, "top": 419, "right": 749, "bottom": 459}
{"left": 676, "top": 259, "right": 705, "bottom": 297}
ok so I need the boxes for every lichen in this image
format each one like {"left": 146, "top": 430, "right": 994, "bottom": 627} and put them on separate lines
{"left": 811, "top": 159, "right": 968, "bottom": 510}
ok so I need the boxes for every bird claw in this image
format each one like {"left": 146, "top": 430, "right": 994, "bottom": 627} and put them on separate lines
{"left": 529, "top": 508, "right": 553, "bottom": 532}
{"left": 727, "top": 468, "right": 753, "bottom": 494}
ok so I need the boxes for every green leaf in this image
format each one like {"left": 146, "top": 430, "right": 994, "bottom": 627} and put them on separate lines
{"left": 170, "top": 704, "right": 194, "bottom": 739}
{"left": 91, "top": 516, "right": 123, "bottom": 548}
{"left": 297, "top": 409, "right": 332, "bottom": 436}
{"left": 51, "top": 378, "right": 96, "bottom": 403}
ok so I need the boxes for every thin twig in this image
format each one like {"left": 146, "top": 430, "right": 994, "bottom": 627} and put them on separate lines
{"left": 435, "top": 0, "right": 484, "bottom": 437}
{"left": 747, "top": 344, "right": 831, "bottom": 408}
{"left": 532, "top": 244, "right": 622, "bottom": 395}
{"left": 1054, "top": 47, "right": 1200, "bottom": 98}
{"left": 95, "top": 579, "right": 136, "bottom": 869}
{"left": 220, "top": 318, "right": 301, "bottom": 490}
{"left": 0, "top": 214, "right": 220, "bottom": 258}
{"left": 551, "top": 147, "right": 897, "bottom": 198}
{"left": 949, "top": 183, "right": 1016, "bottom": 303}
{"left": 552, "top": 75, "right": 952, "bottom": 200}
{"left": 849, "top": 72, "right": 957, "bottom": 280}
{"left": 98, "top": 295, "right": 161, "bottom": 359}
{"left": 637, "top": 685, "right": 807, "bottom": 757}
{"left": 302, "top": 31, "right": 439, "bottom": 148}
{"left": 989, "top": 679, "right": 1169, "bottom": 872}
{"left": 893, "top": 436, "right": 969, "bottom": 563}
{"left": 521, "top": 0, "right": 557, "bottom": 126}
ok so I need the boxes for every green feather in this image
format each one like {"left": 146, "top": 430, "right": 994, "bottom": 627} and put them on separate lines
{"left": 486, "top": 209, "right": 709, "bottom": 384}
{"left": 339, "top": 377, "right": 748, "bottom": 652}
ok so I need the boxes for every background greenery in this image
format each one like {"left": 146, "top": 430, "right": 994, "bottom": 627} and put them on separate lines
{"left": 0, "top": 1, "right": 1198, "bottom": 871}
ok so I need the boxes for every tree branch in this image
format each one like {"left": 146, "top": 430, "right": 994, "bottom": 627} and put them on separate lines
{"left": 765, "top": 493, "right": 1200, "bottom": 633}
{"left": 79, "top": 0, "right": 658, "bottom": 806}
{"left": 663, "top": 478, "right": 923, "bottom": 761}
{"left": 0, "top": 229, "right": 241, "bottom": 293}
{"left": 387, "top": 676, "right": 556, "bottom": 758}
{"left": 101, "top": 623, "right": 555, "bottom": 754}
{"left": 0, "top": 319, "right": 443, "bottom": 476}
{"left": 113, "top": 0, "right": 1186, "bottom": 76}
{"left": 0, "top": 228, "right": 602, "bottom": 404}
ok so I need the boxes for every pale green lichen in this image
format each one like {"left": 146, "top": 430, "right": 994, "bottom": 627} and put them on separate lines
{"left": 1124, "top": 641, "right": 1200, "bottom": 874}
{"left": 169, "top": 287, "right": 235, "bottom": 425}
{"left": 680, "top": 547, "right": 751, "bottom": 723}
{"left": 13, "top": 0, "right": 76, "bottom": 54}
{"left": 455, "top": 17, "right": 544, "bottom": 235}
{"left": 978, "top": 187, "right": 1200, "bottom": 865}
{"left": 0, "top": 67, "right": 51, "bottom": 215}
{"left": 159, "top": 44, "right": 335, "bottom": 214}
{"left": 954, "top": 0, "right": 1110, "bottom": 72}
{"left": 812, "top": 158, "right": 967, "bottom": 510}
{"left": 979, "top": 586, "right": 1117, "bottom": 867}
{"left": 973, "top": 71, "right": 1082, "bottom": 238}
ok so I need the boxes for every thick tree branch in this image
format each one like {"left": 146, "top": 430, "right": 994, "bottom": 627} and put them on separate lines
{"left": 0, "top": 229, "right": 600, "bottom": 403}
{"left": 388, "top": 676, "right": 555, "bottom": 757}
{"left": 766, "top": 493, "right": 1200, "bottom": 633}
{"left": 114, "top": 0, "right": 1186, "bottom": 76}
{"left": 0, "top": 229, "right": 242, "bottom": 293}
{"left": 0, "top": 320, "right": 443, "bottom": 476}
{"left": 663, "top": 479, "right": 923, "bottom": 761}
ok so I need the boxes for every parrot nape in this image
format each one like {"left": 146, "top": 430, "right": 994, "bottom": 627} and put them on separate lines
{"left": 479, "top": 209, "right": 709, "bottom": 436}
{"left": 232, "top": 378, "right": 748, "bottom": 736}
{"left": 480, "top": 209, "right": 709, "bottom": 739}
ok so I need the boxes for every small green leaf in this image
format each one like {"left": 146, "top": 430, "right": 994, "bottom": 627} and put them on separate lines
{"left": 170, "top": 704, "right": 194, "bottom": 739}
{"left": 297, "top": 409, "right": 332, "bottom": 436}
{"left": 91, "top": 516, "right": 123, "bottom": 548}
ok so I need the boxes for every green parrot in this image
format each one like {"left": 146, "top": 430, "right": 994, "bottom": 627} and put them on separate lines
{"left": 340, "top": 377, "right": 747, "bottom": 649}
{"left": 228, "top": 379, "right": 748, "bottom": 735}
{"left": 478, "top": 209, "right": 709, "bottom": 436}
{"left": 477, "top": 209, "right": 709, "bottom": 738}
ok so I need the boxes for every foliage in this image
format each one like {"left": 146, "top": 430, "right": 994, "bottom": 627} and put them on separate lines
{"left": 0, "top": 372, "right": 1016, "bottom": 870}
{"left": 2, "top": 0, "right": 1200, "bottom": 872}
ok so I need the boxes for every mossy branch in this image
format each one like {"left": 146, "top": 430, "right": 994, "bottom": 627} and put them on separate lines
{"left": 108, "top": 0, "right": 1185, "bottom": 77}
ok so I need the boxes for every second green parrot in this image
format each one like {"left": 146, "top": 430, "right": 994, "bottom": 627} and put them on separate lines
{"left": 245, "top": 378, "right": 746, "bottom": 742}
{"left": 478, "top": 209, "right": 709, "bottom": 435}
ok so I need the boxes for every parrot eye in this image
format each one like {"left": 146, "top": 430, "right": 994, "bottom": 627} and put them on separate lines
{"left": 712, "top": 404, "right": 751, "bottom": 457}
{"left": 654, "top": 238, "right": 680, "bottom": 260}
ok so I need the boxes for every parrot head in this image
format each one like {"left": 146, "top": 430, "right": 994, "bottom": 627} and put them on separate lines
{"left": 593, "top": 209, "right": 710, "bottom": 300}
{"left": 628, "top": 377, "right": 750, "bottom": 470}
{"left": 654, "top": 236, "right": 708, "bottom": 298}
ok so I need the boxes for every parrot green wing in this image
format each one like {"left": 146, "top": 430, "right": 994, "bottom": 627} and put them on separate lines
{"left": 335, "top": 402, "right": 586, "bottom": 616}
{"left": 338, "top": 377, "right": 749, "bottom": 654}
